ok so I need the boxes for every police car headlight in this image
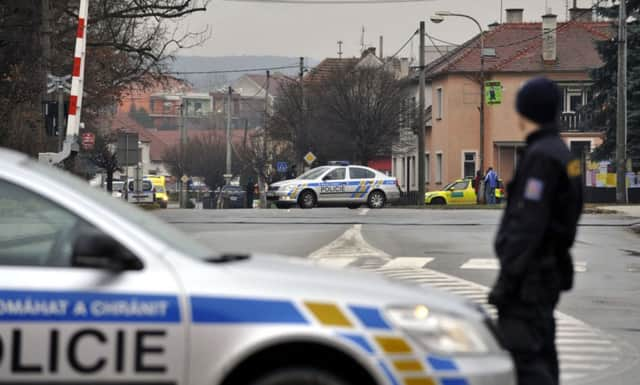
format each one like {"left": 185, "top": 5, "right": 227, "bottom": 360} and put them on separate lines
{"left": 387, "top": 306, "right": 491, "bottom": 354}
{"left": 281, "top": 184, "right": 295, "bottom": 192}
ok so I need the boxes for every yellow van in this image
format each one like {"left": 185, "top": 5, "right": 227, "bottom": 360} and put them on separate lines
{"left": 146, "top": 175, "right": 169, "bottom": 208}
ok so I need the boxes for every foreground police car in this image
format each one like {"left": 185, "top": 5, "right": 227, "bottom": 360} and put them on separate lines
{"left": 0, "top": 148, "right": 514, "bottom": 385}
{"left": 268, "top": 165, "right": 401, "bottom": 209}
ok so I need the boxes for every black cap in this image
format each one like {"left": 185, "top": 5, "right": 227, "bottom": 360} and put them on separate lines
{"left": 516, "top": 77, "right": 562, "bottom": 125}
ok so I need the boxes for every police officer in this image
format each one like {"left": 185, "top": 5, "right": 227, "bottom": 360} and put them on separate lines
{"left": 488, "top": 77, "right": 583, "bottom": 385}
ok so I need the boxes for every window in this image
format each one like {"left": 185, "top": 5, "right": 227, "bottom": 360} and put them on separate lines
{"left": 463, "top": 152, "right": 477, "bottom": 178}
{"left": 425, "top": 153, "right": 430, "bottom": 183}
{"left": 0, "top": 180, "right": 91, "bottom": 267}
{"left": 452, "top": 181, "right": 469, "bottom": 191}
{"left": 349, "top": 167, "right": 375, "bottom": 180}
{"left": 436, "top": 153, "right": 443, "bottom": 183}
{"left": 436, "top": 88, "right": 443, "bottom": 120}
{"left": 324, "top": 167, "right": 346, "bottom": 180}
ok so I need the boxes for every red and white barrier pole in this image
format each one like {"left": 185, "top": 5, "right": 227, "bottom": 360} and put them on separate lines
{"left": 66, "top": 0, "right": 89, "bottom": 138}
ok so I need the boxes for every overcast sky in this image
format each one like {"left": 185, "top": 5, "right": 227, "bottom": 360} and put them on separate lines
{"left": 182, "top": 0, "right": 598, "bottom": 60}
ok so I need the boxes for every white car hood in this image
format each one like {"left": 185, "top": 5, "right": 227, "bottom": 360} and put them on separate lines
{"left": 177, "top": 253, "right": 481, "bottom": 321}
{"left": 270, "top": 178, "right": 317, "bottom": 187}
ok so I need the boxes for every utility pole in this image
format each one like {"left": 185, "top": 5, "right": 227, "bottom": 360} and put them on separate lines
{"left": 56, "top": 84, "right": 65, "bottom": 151}
{"left": 299, "top": 57, "right": 307, "bottom": 163}
{"left": 179, "top": 102, "right": 187, "bottom": 208}
{"left": 616, "top": 0, "right": 628, "bottom": 204}
{"left": 417, "top": 21, "right": 426, "bottom": 206}
{"left": 479, "top": 33, "right": 486, "bottom": 177}
{"left": 41, "top": 0, "right": 51, "bottom": 95}
{"left": 226, "top": 86, "right": 233, "bottom": 184}
{"left": 262, "top": 70, "right": 271, "bottom": 208}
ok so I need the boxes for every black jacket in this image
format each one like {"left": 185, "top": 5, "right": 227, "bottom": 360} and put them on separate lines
{"left": 489, "top": 125, "right": 583, "bottom": 309}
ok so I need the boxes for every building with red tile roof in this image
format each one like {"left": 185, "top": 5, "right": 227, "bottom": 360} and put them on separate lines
{"left": 392, "top": 8, "right": 614, "bottom": 192}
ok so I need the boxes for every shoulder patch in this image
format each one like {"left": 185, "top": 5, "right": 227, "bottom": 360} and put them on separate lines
{"left": 567, "top": 159, "right": 582, "bottom": 178}
{"left": 524, "top": 178, "right": 544, "bottom": 202}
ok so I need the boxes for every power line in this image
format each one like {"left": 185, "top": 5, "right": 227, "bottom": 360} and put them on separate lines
{"left": 425, "top": 34, "right": 461, "bottom": 47}
{"left": 389, "top": 29, "right": 419, "bottom": 60}
{"left": 166, "top": 64, "right": 300, "bottom": 75}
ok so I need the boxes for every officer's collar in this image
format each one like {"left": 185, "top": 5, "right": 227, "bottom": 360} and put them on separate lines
{"left": 526, "top": 123, "right": 559, "bottom": 145}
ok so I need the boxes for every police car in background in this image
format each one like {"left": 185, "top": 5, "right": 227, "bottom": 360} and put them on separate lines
{"left": 0, "top": 148, "right": 514, "bottom": 385}
{"left": 268, "top": 164, "right": 401, "bottom": 209}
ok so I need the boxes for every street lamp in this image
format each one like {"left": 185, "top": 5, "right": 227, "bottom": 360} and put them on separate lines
{"left": 431, "top": 11, "right": 486, "bottom": 176}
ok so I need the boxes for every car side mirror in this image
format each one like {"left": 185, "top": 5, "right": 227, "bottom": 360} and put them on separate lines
{"left": 448, "top": 187, "right": 455, "bottom": 191}
{"left": 72, "top": 230, "right": 143, "bottom": 271}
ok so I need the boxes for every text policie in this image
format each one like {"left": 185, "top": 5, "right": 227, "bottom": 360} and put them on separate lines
{"left": 0, "top": 329, "right": 167, "bottom": 374}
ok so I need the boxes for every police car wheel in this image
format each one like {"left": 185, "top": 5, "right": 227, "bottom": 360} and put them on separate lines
{"left": 367, "top": 190, "right": 386, "bottom": 209}
{"left": 250, "top": 367, "right": 350, "bottom": 385}
{"left": 298, "top": 190, "right": 316, "bottom": 209}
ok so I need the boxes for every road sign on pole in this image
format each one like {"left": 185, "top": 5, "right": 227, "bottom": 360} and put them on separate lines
{"left": 276, "top": 161, "right": 288, "bottom": 173}
{"left": 81, "top": 132, "right": 95, "bottom": 150}
{"left": 485, "top": 81, "right": 502, "bottom": 105}
{"left": 304, "top": 152, "right": 317, "bottom": 166}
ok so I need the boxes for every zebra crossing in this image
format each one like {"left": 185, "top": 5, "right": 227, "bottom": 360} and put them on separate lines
{"left": 313, "top": 256, "right": 634, "bottom": 384}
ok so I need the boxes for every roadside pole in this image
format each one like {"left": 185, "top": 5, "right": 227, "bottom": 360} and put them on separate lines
{"left": 417, "top": 21, "right": 426, "bottom": 206}
{"left": 261, "top": 70, "right": 271, "bottom": 208}
{"left": 226, "top": 86, "right": 233, "bottom": 185}
{"left": 179, "top": 102, "right": 187, "bottom": 208}
{"left": 616, "top": 0, "right": 628, "bottom": 204}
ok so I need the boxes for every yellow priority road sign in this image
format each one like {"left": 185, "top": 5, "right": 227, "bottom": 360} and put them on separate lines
{"left": 485, "top": 81, "right": 502, "bottom": 105}
{"left": 304, "top": 152, "right": 317, "bottom": 166}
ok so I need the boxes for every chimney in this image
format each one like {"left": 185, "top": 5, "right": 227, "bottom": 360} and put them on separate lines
{"left": 542, "top": 14, "right": 558, "bottom": 63}
{"left": 505, "top": 8, "right": 524, "bottom": 23}
{"left": 570, "top": 8, "right": 594, "bottom": 22}
{"left": 379, "top": 36, "right": 384, "bottom": 58}
{"left": 488, "top": 21, "right": 500, "bottom": 31}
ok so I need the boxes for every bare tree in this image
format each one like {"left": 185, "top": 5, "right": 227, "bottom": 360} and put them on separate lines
{"left": 0, "top": 0, "right": 210, "bottom": 155}
{"left": 87, "top": 131, "right": 121, "bottom": 192}
{"left": 164, "top": 134, "right": 240, "bottom": 190}
{"left": 269, "top": 65, "right": 409, "bottom": 165}
{"left": 314, "top": 65, "right": 408, "bottom": 164}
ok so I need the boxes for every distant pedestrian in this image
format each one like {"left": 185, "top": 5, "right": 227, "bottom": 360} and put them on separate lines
{"left": 245, "top": 178, "right": 254, "bottom": 208}
{"left": 484, "top": 167, "right": 498, "bottom": 204}
{"left": 489, "top": 77, "right": 583, "bottom": 385}
{"left": 473, "top": 170, "right": 483, "bottom": 204}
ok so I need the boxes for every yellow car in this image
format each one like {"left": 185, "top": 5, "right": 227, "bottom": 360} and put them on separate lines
{"left": 425, "top": 179, "right": 477, "bottom": 205}
{"left": 146, "top": 175, "right": 169, "bottom": 208}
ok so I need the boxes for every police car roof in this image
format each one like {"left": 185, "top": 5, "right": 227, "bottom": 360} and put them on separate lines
{"left": 0, "top": 147, "right": 29, "bottom": 166}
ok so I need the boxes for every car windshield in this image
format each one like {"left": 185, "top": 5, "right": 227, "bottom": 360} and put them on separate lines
{"left": 27, "top": 160, "right": 213, "bottom": 259}
{"left": 443, "top": 181, "right": 456, "bottom": 190}
{"left": 297, "top": 167, "right": 330, "bottom": 180}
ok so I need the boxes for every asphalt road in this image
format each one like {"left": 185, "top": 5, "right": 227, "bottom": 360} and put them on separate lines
{"left": 155, "top": 207, "right": 640, "bottom": 385}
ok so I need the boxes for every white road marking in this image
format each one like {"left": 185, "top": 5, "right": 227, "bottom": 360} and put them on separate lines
{"left": 308, "top": 224, "right": 390, "bottom": 259}
{"left": 380, "top": 257, "right": 434, "bottom": 269}
{"left": 315, "top": 257, "right": 358, "bottom": 268}
{"left": 574, "top": 261, "right": 588, "bottom": 273}
{"left": 559, "top": 354, "right": 620, "bottom": 362}
{"left": 358, "top": 208, "right": 370, "bottom": 216}
{"left": 460, "top": 258, "right": 500, "bottom": 270}
{"left": 460, "top": 258, "right": 588, "bottom": 273}
{"left": 309, "top": 224, "right": 632, "bottom": 384}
